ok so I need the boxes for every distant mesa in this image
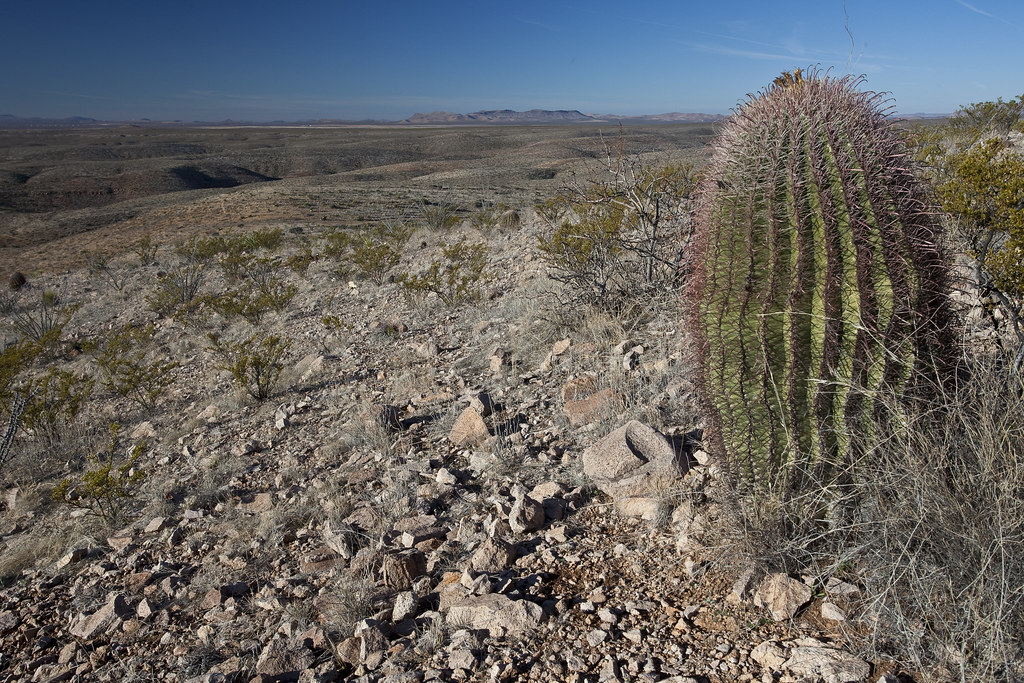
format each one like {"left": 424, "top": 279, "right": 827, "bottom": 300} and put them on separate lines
{"left": 399, "top": 109, "right": 728, "bottom": 125}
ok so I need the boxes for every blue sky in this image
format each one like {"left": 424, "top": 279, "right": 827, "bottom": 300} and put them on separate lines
{"left": 1, "top": 0, "right": 1021, "bottom": 121}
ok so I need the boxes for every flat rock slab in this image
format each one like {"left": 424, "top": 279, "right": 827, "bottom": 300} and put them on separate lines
{"left": 449, "top": 407, "right": 489, "bottom": 447}
{"left": 755, "top": 573, "right": 813, "bottom": 622}
{"left": 446, "top": 593, "right": 543, "bottom": 637}
{"left": 70, "top": 593, "right": 132, "bottom": 640}
{"left": 784, "top": 646, "right": 871, "bottom": 683}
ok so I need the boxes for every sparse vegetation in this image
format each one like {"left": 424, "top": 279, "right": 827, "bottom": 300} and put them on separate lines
{"left": 93, "top": 324, "right": 179, "bottom": 411}
{"left": 207, "top": 331, "right": 290, "bottom": 400}
{"left": 52, "top": 423, "right": 146, "bottom": 523}
{"left": 397, "top": 238, "right": 489, "bottom": 307}
{"left": 6, "top": 117, "right": 1023, "bottom": 682}
{"left": 537, "top": 147, "right": 695, "bottom": 312}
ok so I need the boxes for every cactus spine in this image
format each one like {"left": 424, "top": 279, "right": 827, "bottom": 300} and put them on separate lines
{"left": 688, "top": 71, "right": 951, "bottom": 490}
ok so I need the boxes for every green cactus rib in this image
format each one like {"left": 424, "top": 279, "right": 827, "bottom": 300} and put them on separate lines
{"left": 689, "top": 72, "right": 951, "bottom": 489}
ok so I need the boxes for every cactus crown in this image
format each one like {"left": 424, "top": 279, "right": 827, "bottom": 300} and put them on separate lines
{"left": 688, "top": 70, "right": 952, "bottom": 491}
{"left": 772, "top": 68, "right": 804, "bottom": 91}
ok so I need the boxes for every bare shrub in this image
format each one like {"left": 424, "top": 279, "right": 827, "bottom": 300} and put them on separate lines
{"left": 2, "top": 289, "right": 77, "bottom": 348}
{"left": 85, "top": 252, "right": 133, "bottom": 292}
{"left": 148, "top": 263, "right": 206, "bottom": 320}
{"left": 536, "top": 139, "right": 696, "bottom": 313}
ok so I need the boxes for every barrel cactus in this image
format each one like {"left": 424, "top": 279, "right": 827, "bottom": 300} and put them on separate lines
{"left": 687, "top": 70, "right": 952, "bottom": 491}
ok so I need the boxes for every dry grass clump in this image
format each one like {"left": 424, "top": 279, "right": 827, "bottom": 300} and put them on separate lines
{"left": 851, "top": 357, "right": 1024, "bottom": 681}
{"left": 716, "top": 355, "right": 1024, "bottom": 682}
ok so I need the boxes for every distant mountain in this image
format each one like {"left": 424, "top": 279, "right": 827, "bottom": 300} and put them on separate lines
{"left": 400, "top": 109, "right": 597, "bottom": 125}
{"left": 0, "top": 115, "right": 99, "bottom": 128}
{"left": 399, "top": 109, "right": 727, "bottom": 125}
{"left": 0, "top": 109, "right": 947, "bottom": 130}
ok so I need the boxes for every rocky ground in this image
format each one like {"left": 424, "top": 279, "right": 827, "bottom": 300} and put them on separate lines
{"left": 0, "top": 204, "right": 912, "bottom": 683}
{"left": 0, "top": 123, "right": 942, "bottom": 683}
{"left": 0, "top": 123, "right": 713, "bottom": 275}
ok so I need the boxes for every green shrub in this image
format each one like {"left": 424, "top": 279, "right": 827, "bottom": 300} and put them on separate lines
{"left": 133, "top": 235, "right": 159, "bottom": 265}
{"left": 687, "top": 70, "right": 953, "bottom": 493}
{"left": 52, "top": 423, "right": 145, "bottom": 523}
{"left": 148, "top": 263, "right": 206, "bottom": 320}
{"left": 397, "top": 239, "right": 489, "bottom": 307}
{"left": 285, "top": 242, "right": 317, "bottom": 274}
{"left": 322, "top": 222, "right": 412, "bottom": 284}
{"left": 0, "top": 339, "right": 38, "bottom": 400}
{"left": 20, "top": 368, "right": 93, "bottom": 448}
{"left": 241, "top": 227, "right": 284, "bottom": 252}
{"left": 211, "top": 282, "right": 296, "bottom": 326}
{"left": 93, "top": 324, "right": 179, "bottom": 411}
{"left": 939, "top": 136, "right": 1024, "bottom": 363}
{"left": 175, "top": 235, "right": 225, "bottom": 265}
{"left": 3, "top": 289, "right": 77, "bottom": 348}
{"left": 208, "top": 254, "right": 296, "bottom": 325}
{"left": 207, "top": 332, "right": 290, "bottom": 400}
{"left": 537, "top": 159, "right": 695, "bottom": 310}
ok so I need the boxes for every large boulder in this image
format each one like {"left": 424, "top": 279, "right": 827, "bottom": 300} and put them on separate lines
{"left": 581, "top": 421, "right": 688, "bottom": 517}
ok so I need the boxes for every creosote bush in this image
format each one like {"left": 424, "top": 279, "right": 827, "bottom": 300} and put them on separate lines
{"left": 209, "top": 258, "right": 297, "bottom": 325}
{"left": 52, "top": 423, "right": 146, "bottom": 523}
{"left": 397, "top": 239, "right": 489, "bottom": 307}
{"left": 3, "top": 289, "right": 77, "bottom": 349}
{"left": 93, "top": 324, "right": 179, "bottom": 411}
{"left": 909, "top": 95, "right": 1024, "bottom": 367}
{"left": 322, "top": 222, "right": 412, "bottom": 284}
{"left": 133, "top": 235, "right": 159, "bottom": 265}
{"left": 20, "top": 368, "right": 93, "bottom": 449}
{"left": 537, "top": 150, "right": 695, "bottom": 312}
{"left": 207, "top": 332, "right": 290, "bottom": 400}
